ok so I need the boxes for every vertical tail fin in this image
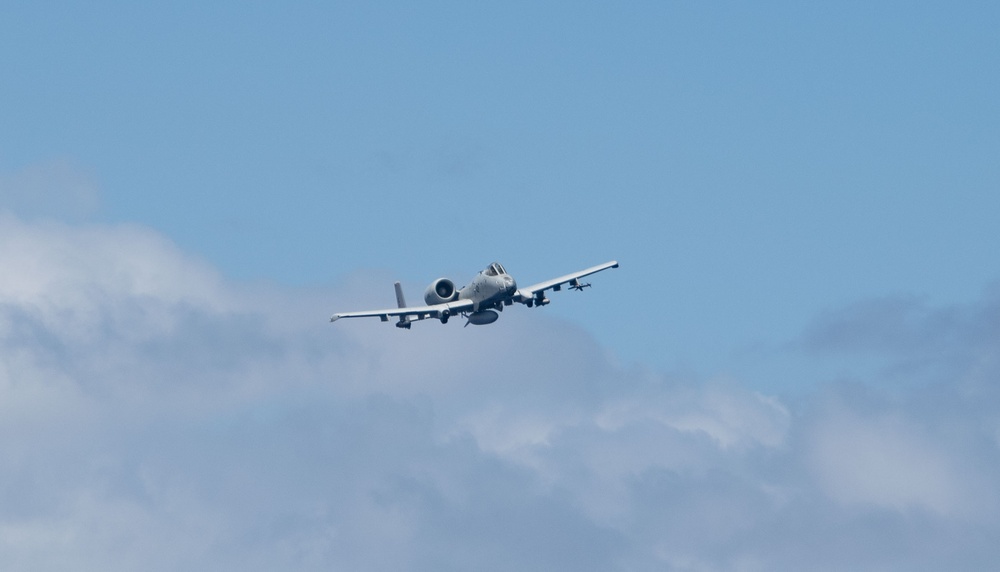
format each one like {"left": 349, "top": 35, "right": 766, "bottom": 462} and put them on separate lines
{"left": 394, "top": 282, "right": 411, "bottom": 329}
{"left": 394, "top": 282, "right": 407, "bottom": 308}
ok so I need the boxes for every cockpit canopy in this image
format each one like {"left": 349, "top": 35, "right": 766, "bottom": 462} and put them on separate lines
{"left": 484, "top": 262, "right": 506, "bottom": 276}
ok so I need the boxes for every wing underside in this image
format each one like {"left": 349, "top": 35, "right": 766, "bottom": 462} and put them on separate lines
{"left": 330, "top": 298, "right": 474, "bottom": 323}
{"left": 514, "top": 260, "right": 619, "bottom": 303}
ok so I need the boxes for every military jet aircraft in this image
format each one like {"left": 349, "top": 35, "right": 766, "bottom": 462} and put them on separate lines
{"left": 330, "top": 260, "right": 619, "bottom": 328}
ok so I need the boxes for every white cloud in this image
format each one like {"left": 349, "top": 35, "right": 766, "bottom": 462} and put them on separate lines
{"left": 1, "top": 214, "right": 999, "bottom": 570}
{"left": 597, "top": 383, "right": 791, "bottom": 450}
{"left": 807, "top": 405, "right": 978, "bottom": 516}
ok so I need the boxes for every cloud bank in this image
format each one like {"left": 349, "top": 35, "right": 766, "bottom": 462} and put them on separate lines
{"left": 1, "top": 214, "right": 998, "bottom": 571}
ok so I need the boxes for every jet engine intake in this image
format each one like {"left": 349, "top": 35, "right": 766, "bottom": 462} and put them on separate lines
{"left": 424, "top": 278, "right": 459, "bottom": 305}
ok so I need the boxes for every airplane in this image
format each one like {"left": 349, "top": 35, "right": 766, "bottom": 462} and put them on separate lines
{"left": 330, "top": 260, "right": 619, "bottom": 328}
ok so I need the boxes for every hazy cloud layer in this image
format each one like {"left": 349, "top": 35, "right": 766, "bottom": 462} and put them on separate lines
{"left": 1, "top": 215, "right": 998, "bottom": 571}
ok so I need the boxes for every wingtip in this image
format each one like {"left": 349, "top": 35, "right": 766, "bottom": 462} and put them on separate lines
{"left": 330, "top": 315, "right": 341, "bottom": 323}
{"left": 611, "top": 260, "right": 620, "bottom": 268}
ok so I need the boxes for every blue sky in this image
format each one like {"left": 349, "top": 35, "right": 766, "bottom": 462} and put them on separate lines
{"left": 4, "top": 1, "right": 999, "bottom": 376}
{"left": 2, "top": 2, "right": 999, "bottom": 570}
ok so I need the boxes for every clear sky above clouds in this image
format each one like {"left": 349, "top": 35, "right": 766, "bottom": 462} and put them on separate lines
{"left": 4, "top": 1, "right": 999, "bottom": 377}
{"left": 2, "top": 2, "right": 999, "bottom": 570}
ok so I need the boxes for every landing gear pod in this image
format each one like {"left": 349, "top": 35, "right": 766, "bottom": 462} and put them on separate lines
{"left": 466, "top": 310, "right": 499, "bottom": 326}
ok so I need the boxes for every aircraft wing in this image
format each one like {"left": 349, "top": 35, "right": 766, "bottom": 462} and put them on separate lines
{"left": 330, "top": 298, "right": 475, "bottom": 323}
{"left": 514, "top": 260, "right": 619, "bottom": 303}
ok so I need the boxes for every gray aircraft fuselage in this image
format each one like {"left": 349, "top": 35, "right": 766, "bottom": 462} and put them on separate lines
{"left": 457, "top": 268, "right": 517, "bottom": 310}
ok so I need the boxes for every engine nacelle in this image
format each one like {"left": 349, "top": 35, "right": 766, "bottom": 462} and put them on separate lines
{"left": 424, "top": 278, "right": 459, "bottom": 305}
